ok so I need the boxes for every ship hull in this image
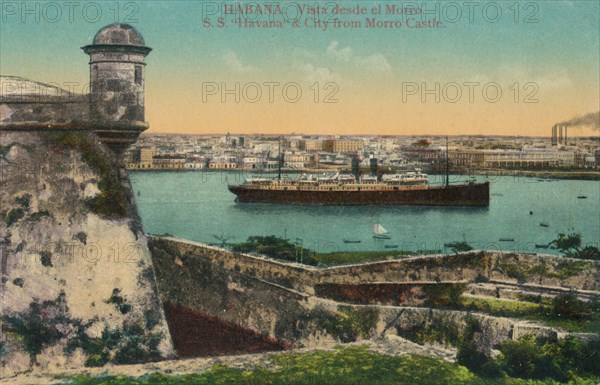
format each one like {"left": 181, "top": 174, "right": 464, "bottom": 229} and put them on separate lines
{"left": 228, "top": 182, "right": 490, "bottom": 206}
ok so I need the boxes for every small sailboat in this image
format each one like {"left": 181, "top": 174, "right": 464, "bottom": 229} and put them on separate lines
{"left": 373, "top": 224, "right": 391, "bottom": 240}
{"left": 343, "top": 239, "right": 362, "bottom": 244}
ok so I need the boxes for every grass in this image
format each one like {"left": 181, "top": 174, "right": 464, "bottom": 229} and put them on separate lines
{"left": 311, "top": 250, "right": 414, "bottom": 265}
{"left": 457, "top": 296, "right": 600, "bottom": 333}
{"left": 59, "top": 346, "right": 600, "bottom": 385}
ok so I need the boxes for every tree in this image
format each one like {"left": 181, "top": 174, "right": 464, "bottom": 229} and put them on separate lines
{"left": 550, "top": 232, "right": 600, "bottom": 260}
{"left": 445, "top": 241, "right": 473, "bottom": 253}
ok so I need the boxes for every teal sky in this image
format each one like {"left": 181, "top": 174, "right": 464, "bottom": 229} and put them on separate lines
{"left": 1, "top": 1, "right": 599, "bottom": 135}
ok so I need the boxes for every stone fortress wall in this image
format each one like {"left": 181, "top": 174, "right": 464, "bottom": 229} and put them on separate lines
{"left": 149, "top": 236, "right": 599, "bottom": 353}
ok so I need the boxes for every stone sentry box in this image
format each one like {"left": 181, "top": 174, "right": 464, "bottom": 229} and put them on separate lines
{"left": 82, "top": 23, "right": 153, "bottom": 154}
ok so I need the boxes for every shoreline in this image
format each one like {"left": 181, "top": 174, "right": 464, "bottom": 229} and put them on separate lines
{"left": 126, "top": 168, "right": 600, "bottom": 181}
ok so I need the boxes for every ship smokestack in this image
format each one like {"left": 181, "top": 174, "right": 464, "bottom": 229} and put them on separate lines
{"left": 369, "top": 157, "right": 378, "bottom": 177}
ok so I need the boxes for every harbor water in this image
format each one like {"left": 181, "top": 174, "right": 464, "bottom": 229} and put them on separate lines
{"left": 130, "top": 171, "right": 599, "bottom": 256}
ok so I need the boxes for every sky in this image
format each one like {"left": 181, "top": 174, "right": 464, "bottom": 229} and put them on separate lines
{"left": 1, "top": 0, "right": 599, "bottom": 136}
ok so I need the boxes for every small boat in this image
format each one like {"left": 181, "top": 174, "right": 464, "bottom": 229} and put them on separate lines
{"left": 373, "top": 224, "right": 391, "bottom": 240}
{"left": 499, "top": 238, "right": 514, "bottom": 242}
{"left": 343, "top": 239, "right": 362, "bottom": 244}
{"left": 535, "top": 244, "right": 549, "bottom": 249}
{"left": 539, "top": 222, "right": 549, "bottom": 228}
{"left": 577, "top": 195, "right": 587, "bottom": 199}
{"left": 384, "top": 244, "right": 399, "bottom": 249}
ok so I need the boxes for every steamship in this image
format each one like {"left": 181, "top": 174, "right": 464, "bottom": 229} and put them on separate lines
{"left": 228, "top": 137, "right": 489, "bottom": 206}
{"left": 228, "top": 170, "right": 489, "bottom": 206}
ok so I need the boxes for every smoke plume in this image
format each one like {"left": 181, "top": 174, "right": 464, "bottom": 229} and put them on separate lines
{"left": 559, "top": 111, "right": 600, "bottom": 130}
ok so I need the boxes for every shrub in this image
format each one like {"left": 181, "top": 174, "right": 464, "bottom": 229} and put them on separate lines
{"left": 496, "top": 335, "right": 600, "bottom": 382}
{"left": 455, "top": 317, "right": 501, "bottom": 377}
{"left": 551, "top": 293, "right": 591, "bottom": 320}
{"left": 423, "top": 283, "right": 467, "bottom": 307}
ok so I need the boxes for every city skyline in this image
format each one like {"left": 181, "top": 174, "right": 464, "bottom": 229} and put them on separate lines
{"left": 1, "top": 1, "right": 599, "bottom": 136}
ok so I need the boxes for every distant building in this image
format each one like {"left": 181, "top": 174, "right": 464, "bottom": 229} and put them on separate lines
{"left": 300, "top": 139, "right": 323, "bottom": 151}
{"left": 323, "top": 139, "right": 363, "bottom": 153}
{"left": 209, "top": 156, "right": 238, "bottom": 169}
{"left": 153, "top": 154, "right": 185, "bottom": 169}
{"left": 140, "top": 146, "right": 157, "bottom": 163}
{"left": 482, "top": 149, "right": 575, "bottom": 168}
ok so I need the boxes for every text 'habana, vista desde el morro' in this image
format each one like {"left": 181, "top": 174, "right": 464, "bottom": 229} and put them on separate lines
{"left": 221, "top": 3, "right": 423, "bottom": 16}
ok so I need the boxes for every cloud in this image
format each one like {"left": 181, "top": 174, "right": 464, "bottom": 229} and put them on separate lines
{"left": 224, "top": 51, "right": 253, "bottom": 73}
{"left": 294, "top": 41, "right": 391, "bottom": 83}
{"left": 356, "top": 54, "right": 392, "bottom": 72}
{"left": 533, "top": 71, "right": 573, "bottom": 90}
{"left": 326, "top": 41, "right": 353, "bottom": 62}
{"left": 296, "top": 62, "right": 341, "bottom": 84}
{"left": 326, "top": 41, "right": 391, "bottom": 72}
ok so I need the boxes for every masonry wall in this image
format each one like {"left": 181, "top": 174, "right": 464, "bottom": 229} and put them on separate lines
{"left": 1, "top": 130, "right": 173, "bottom": 376}
{"left": 151, "top": 237, "right": 600, "bottom": 293}
{"left": 149, "top": 237, "right": 597, "bottom": 352}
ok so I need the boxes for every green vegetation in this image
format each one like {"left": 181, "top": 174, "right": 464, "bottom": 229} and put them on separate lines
{"left": 106, "top": 288, "right": 133, "bottom": 315}
{"left": 27, "top": 210, "right": 53, "bottom": 222}
{"left": 2, "top": 289, "right": 162, "bottom": 368}
{"left": 4, "top": 207, "right": 24, "bottom": 227}
{"left": 60, "top": 346, "right": 600, "bottom": 385}
{"left": 232, "top": 236, "right": 413, "bottom": 266}
{"left": 232, "top": 236, "right": 314, "bottom": 264}
{"left": 15, "top": 193, "right": 32, "bottom": 208}
{"left": 551, "top": 232, "right": 600, "bottom": 261}
{"left": 55, "top": 133, "right": 127, "bottom": 217}
{"left": 312, "top": 250, "right": 413, "bottom": 265}
{"left": 445, "top": 241, "right": 473, "bottom": 253}
{"left": 2, "top": 291, "right": 71, "bottom": 366}
{"left": 397, "top": 312, "right": 462, "bottom": 346}
{"left": 457, "top": 295, "right": 600, "bottom": 333}
{"left": 496, "top": 335, "right": 600, "bottom": 382}
{"left": 310, "top": 306, "right": 379, "bottom": 343}
{"left": 496, "top": 258, "right": 591, "bottom": 283}
{"left": 422, "top": 283, "right": 467, "bottom": 307}
{"left": 65, "top": 321, "right": 163, "bottom": 367}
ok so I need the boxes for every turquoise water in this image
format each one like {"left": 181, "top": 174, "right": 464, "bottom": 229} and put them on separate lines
{"left": 130, "top": 171, "right": 599, "bottom": 255}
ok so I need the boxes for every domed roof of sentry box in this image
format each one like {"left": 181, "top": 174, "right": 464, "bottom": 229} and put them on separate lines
{"left": 93, "top": 23, "right": 145, "bottom": 46}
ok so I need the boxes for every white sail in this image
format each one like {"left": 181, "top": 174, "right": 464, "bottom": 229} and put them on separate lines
{"left": 374, "top": 224, "right": 388, "bottom": 235}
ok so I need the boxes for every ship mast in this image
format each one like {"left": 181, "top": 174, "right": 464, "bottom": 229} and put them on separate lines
{"left": 278, "top": 136, "right": 282, "bottom": 181}
{"left": 445, "top": 136, "right": 450, "bottom": 187}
